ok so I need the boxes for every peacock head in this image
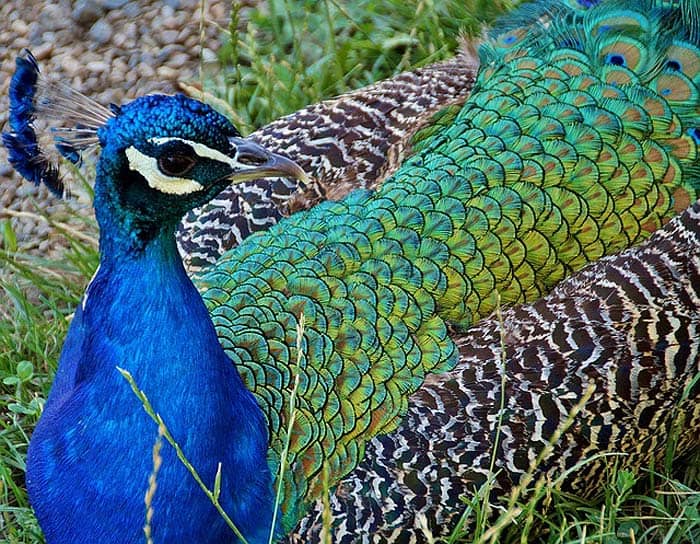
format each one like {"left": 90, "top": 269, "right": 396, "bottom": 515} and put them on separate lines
{"left": 2, "top": 50, "right": 307, "bottom": 242}
{"left": 93, "top": 93, "right": 306, "bottom": 232}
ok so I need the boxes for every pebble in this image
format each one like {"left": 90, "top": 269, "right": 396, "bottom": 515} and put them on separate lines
{"left": 161, "top": 5, "right": 175, "bottom": 18}
{"left": 123, "top": 3, "right": 140, "bottom": 18}
{"left": 112, "top": 32, "right": 127, "bottom": 48}
{"left": 177, "top": 27, "right": 192, "bottom": 42}
{"left": 168, "top": 52, "right": 190, "bottom": 69}
{"left": 61, "top": 55, "right": 82, "bottom": 76}
{"left": 38, "top": 4, "right": 68, "bottom": 32}
{"left": 28, "top": 24, "right": 44, "bottom": 45}
{"left": 123, "top": 21, "right": 137, "bottom": 39}
{"left": 98, "top": 0, "right": 129, "bottom": 9}
{"left": 72, "top": 0, "right": 104, "bottom": 25}
{"left": 163, "top": 15, "right": 183, "bottom": 30}
{"left": 86, "top": 60, "right": 110, "bottom": 73}
{"left": 32, "top": 42, "right": 54, "bottom": 60}
{"left": 157, "top": 66, "right": 179, "bottom": 79}
{"left": 160, "top": 29, "right": 180, "bottom": 45}
{"left": 202, "top": 48, "right": 218, "bottom": 63}
{"left": 10, "top": 19, "right": 29, "bottom": 34}
{"left": 88, "top": 20, "right": 113, "bottom": 44}
{"left": 41, "top": 31, "right": 57, "bottom": 45}
{"left": 137, "top": 63, "right": 156, "bottom": 78}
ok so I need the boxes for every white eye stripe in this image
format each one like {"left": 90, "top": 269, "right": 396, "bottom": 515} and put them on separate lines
{"left": 149, "top": 137, "right": 238, "bottom": 167}
{"left": 125, "top": 146, "right": 204, "bottom": 195}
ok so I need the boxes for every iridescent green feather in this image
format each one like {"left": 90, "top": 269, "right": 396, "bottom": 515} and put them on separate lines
{"left": 195, "top": 0, "right": 700, "bottom": 532}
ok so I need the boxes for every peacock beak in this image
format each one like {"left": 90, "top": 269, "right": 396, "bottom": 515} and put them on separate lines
{"left": 227, "top": 136, "right": 309, "bottom": 185}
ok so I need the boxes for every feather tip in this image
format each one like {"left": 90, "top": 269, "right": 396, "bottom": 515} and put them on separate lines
{"left": 2, "top": 50, "right": 65, "bottom": 197}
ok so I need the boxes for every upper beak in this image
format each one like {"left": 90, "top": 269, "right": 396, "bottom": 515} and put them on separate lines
{"left": 228, "top": 136, "right": 309, "bottom": 185}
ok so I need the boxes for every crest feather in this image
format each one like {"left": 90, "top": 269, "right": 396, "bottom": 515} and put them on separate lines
{"left": 1, "top": 50, "right": 115, "bottom": 197}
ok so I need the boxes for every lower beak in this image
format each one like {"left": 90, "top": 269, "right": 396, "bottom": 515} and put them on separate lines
{"left": 228, "top": 136, "right": 309, "bottom": 185}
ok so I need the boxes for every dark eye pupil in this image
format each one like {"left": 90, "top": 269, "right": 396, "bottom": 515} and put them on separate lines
{"left": 159, "top": 154, "right": 195, "bottom": 176}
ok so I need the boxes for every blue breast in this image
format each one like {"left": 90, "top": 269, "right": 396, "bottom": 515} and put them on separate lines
{"left": 26, "top": 236, "right": 276, "bottom": 543}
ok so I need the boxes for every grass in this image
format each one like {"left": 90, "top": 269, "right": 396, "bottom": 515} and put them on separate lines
{"left": 1, "top": 0, "right": 699, "bottom": 542}
{"left": 1, "top": 207, "right": 98, "bottom": 543}
{"left": 206, "top": 0, "right": 511, "bottom": 134}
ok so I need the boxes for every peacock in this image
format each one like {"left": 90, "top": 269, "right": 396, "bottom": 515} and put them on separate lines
{"left": 2, "top": 0, "right": 700, "bottom": 542}
{"left": 177, "top": 48, "right": 479, "bottom": 272}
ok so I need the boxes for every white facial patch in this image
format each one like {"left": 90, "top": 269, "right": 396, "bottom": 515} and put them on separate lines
{"left": 150, "top": 137, "right": 240, "bottom": 168}
{"left": 125, "top": 145, "right": 204, "bottom": 195}
{"left": 125, "top": 137, "right": 261, "bottom": 195}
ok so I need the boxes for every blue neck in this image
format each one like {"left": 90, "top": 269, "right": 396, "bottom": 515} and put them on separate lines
{"left": 93, "top": 168, "right": 177, "bottom": 257}
{"left": 27, "top": 205, "right": 276, "bottom": 543}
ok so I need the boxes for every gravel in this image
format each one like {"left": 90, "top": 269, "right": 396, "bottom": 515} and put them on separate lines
{"left": 0, "top": 0, "right": 230, "bottom": 258}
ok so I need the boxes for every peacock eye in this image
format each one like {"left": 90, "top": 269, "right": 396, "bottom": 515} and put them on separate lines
{"left": 158, "top": 154, "right": 196, "bottom": 176}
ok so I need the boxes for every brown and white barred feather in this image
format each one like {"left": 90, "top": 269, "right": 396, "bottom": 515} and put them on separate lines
{"left": 177, "top": 48, "right": 479, "bottom": 272}
{"left": 290, "top": 201, "right": 700, "bottom": 542}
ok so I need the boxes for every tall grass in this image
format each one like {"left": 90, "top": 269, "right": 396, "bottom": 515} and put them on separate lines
{"left": 1, "top": 1, "right": 698, "bottom": 542}
{"left": 208, "top": 0, "right": 511, "bottom": 133}
{"left": 1, "top": 209, "right": 98, "bottom": 543}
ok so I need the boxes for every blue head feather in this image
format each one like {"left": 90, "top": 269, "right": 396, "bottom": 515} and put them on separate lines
{"left": 1, "top": 51, "right": 64, "bottom": 196}
{"left": 98, "top": 93, "right": 240, "bottom": 153}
